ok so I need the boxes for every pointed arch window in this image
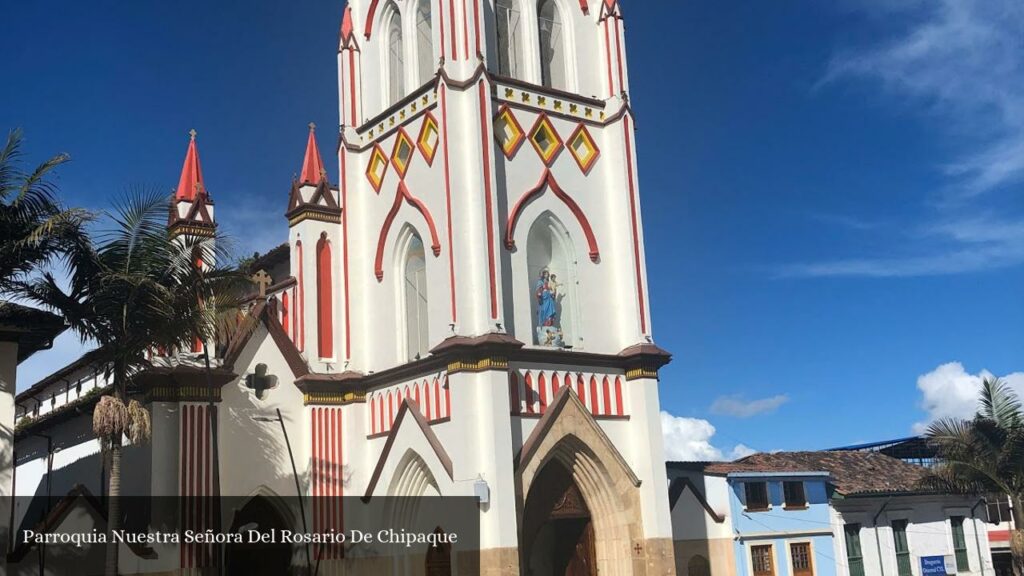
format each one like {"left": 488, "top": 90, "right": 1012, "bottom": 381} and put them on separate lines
{"left": 403, "top": 233, "right": 429, "bottom": 360}
{"left": 537, "top": 0, "right": 566, "bottom": 89}
{"left": 316, "top": 233, "right": 334, "bottom": 359}
{"left": 388, "top": 9, "right": 406, "bottom": 104}
{"left": 495, "top": 0, "right": 523, "bottom": 79}
{"left": 415, "top": 0, "right": 434, "bottom": 85}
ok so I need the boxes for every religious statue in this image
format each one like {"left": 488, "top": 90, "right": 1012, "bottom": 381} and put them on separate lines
{"left": 534, "top": 269, "right": 564, "bottom": 347}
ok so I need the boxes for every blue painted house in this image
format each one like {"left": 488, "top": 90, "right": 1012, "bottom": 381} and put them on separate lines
{"left": 668, "top": 452, "right": 991, "bottom": 576}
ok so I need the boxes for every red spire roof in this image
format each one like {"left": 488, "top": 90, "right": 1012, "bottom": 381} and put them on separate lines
{"left": 340, "top": 6, "right": 355, "bottom": 45}
{"left": 300, "top": 123, "right": 326, "bottom": 184}
{"left": 175, "top": 129, "right": 206, "bottom": 201}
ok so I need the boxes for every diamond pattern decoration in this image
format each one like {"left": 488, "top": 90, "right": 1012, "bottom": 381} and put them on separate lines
{"left": 366, "top": 144, "right": 389, "bottom": 192}
{"left": 567, "top": 124, "right": 600, "bottom": 174}
{"left": 494, "top": 105, "right": 526, "bottom": 159}
{"left": 391, "top": 129, "right": 415, "bottom": 179}
{"left": 529, "top": 114, "right": 563, "bottom": 166}
{"left": 417, "top": 113, "right": 440, "bottom": 166}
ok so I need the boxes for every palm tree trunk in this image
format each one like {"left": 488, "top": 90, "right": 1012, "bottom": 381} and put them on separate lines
{"left": 1011, "top": 496, "right": 1024, "bottom": 576}
{"left": 105, "top": 433, "right": 122, "bottom": 576}
{"left": 104, "top": 365, "right": 126, "bottom": 576}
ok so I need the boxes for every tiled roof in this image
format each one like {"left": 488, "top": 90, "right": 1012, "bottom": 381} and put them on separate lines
{"left": 692, "top": 451, "right": 930, "bottom": 496}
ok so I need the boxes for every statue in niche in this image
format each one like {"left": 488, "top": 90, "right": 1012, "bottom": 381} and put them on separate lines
{"left": 535, "top": 268, "right": 565, "bottom": 347}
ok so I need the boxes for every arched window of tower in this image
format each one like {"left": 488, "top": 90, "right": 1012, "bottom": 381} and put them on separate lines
{"left": 316, "top": 233, "right": 334, "bottom": 359}
{"left": 537, "top": 0, "right": 566, "bottom": 90}
{"left": 402, "top": 231, "right": 430, "bottom": 361}
{"left": 387, "top": 7, "right": 406, "bottom": 105}
{"left": 527, "top": 212, "right": 579, "bottom": 348}
{"left": 496, "top": 0, "right": 523, "bottom": 79}
{"left": 415, "top": 0, "right": 434, "bottom": 85}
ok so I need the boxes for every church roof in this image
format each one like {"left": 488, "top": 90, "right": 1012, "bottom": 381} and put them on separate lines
{"left": 175, "top": 129, "right": 207, "bottom": 201}
{"left": 300, "top": 123, "right": 326, "bottom": 185}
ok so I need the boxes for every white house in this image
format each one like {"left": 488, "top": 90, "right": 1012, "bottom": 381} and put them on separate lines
{"left": 667, "top": 452, "right": 994, "bottom": 576}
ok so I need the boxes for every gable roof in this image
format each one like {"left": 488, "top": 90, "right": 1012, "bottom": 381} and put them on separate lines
{"left": 222, "top": 299, "right": 308, "bottom": 378}
{"left": 676, "top": 451, "right": 930, "bottom": 496}
{"left": 362, "top": 398, "right": 454, "bottom": 501}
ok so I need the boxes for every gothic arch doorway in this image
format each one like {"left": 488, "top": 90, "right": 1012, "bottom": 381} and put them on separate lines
{"left": 425, "top": 527, "right": 453, "bottom": 576}
{"left": 522, "top": 460, "right": 597, "bottom": 576}
{"left": 226, "top": 495, "right": 292, "bottom": 576}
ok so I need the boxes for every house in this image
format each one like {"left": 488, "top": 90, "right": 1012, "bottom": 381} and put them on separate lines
{"left": 668, "top": 451, "right": 993, "bottom": 576}
{"left": 0, "top": 302, "right": 65, "bottom": 558}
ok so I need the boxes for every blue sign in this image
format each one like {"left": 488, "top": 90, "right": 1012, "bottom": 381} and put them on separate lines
{"left": 920, "top": 556, "right": 951, "bottom": 576}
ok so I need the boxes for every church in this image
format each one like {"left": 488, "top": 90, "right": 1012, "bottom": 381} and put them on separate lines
{"left": 8, "top": 0, "right": 677, "bottom": 574}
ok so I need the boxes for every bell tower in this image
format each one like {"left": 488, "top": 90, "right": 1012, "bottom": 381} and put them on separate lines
{"left": 315, "top": 2, "right": 676, "bottom": 573}
{"left": 286, "top": 123, "right": 344, "bottom": 370}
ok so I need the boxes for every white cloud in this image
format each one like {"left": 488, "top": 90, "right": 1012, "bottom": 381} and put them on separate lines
{"left": 824, "top": 0, "right": 1024, "bottom": 196}
{"left": 729, "top": 444, "right": 758, "bottom": 459}
{"left": 16, "top": 331, "right": 91, "bottom": 393}
{"left": 660, "top": 412, "right": 756, "bottom": 462}
{"left": 710, "top": 394, "right": 789, "bottom": 418}
{"left": 783, "top": 0, "right": 1024, "bottom": 278}
{"left": 913, "top": 362, "right": 1024, "bottom": 433}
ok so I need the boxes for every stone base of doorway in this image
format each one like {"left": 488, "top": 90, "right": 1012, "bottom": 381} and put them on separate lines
{"left": 472, "top": 539, "right": 676, "bottom": 576}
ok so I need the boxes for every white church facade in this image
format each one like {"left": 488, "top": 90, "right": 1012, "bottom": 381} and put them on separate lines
{"left": 8, "top": 0, "right": 677, "bottom": 574}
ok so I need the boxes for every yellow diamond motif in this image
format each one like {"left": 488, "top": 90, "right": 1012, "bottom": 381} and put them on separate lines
{"left": 418, "top": 113, "right": 440, "bottom": 165}
{"left": 567, "top": 124, "right": 600, "bottom": 174}
{"left": 366, "top": 144, "right": 388, "bottom": 192}
{"left": 494, "top": 105, "right": 526, "bottom": 159}
{"left": 529, "top": 115, "right": 563, "bottom": 166}
{"left": 391, "top": 129, "right": 415, "bottom": 179}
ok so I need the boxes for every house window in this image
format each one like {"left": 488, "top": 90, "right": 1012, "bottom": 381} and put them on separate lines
{"left": 950, "top": 516, "right": 970, "bottom": 572}
{"left": 495, "top": 0, "right": 522, "bottom": 79}
{"left": 745, "top": 481, "right": 769, "bottom": 511}
{"left": 986, "top": 494, "right": 1012, "bottom": 525}
{"left": 844, "top": 524, "right": 865, "bottom": 576}
{"left": 892, "top": 520, "right": 912, "bottom": 576}
{"left": 784, "top": 481, "right": 807, "bottom": 508}
{"left": 751, "top": 545, "right": 775, "bottom": 576}
{"left": 537, "top": 0, "right": 566, "bottom": 89}
{"left": 790, "top": 542, "right": 813, "bottom": 576}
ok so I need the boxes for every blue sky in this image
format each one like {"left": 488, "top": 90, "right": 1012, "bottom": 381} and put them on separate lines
{"left": 4, "top": 1, "right": 1021, "bottom": 458}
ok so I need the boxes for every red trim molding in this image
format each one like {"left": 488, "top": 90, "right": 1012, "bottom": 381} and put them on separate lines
{"left": 364, "top": 0, "right": 380, "bottom": 39}
{"left": 374, "top": 181, "right": 442, "bottom": 281}
{"left": 504, "top": 169, "right": 600, "bottom": 262}
{"left": 623, "top": 116, "right": 647, "bottom": 333}
{"left": 441, "top": 86, "right": 458, "bottom": 323}
{"left": 477, "top": 81, "right": 499, "bottom": 319}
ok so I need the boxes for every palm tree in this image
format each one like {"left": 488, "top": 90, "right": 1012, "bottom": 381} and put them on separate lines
{"left": 921, "top": 378, "right": 1024, "bottom": 576}
{"left": 17, "top": 190, "right": 248, "bottom": 576}
{"left": 0, "top": 128, "right": 89, "bottom": 290}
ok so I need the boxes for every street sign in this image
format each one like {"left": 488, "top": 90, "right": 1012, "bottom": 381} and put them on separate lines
{"left": 920, "top": 555, "right": 955, "bottom": 576}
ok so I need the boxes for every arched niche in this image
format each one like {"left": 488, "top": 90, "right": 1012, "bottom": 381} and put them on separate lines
{"left": 526, "top": 211, "right": 580, "bottom": 348}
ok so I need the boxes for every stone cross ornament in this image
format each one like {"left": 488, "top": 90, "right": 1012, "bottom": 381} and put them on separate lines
{"left": 245, "top": 363, "right": 278, "bottom": 400}
{"left": 252, "top": 270, "right": 272, "bottom": 297}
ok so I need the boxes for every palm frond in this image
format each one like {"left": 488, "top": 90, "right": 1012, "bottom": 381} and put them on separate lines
{"left": 979, "top": 377, "right": 1023, "bottom": 429}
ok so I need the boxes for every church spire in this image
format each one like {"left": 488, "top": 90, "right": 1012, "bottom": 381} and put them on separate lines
{"left": 300, "top": 123, "right": 326, "bottom": 184}
{"left": 175, "top": 129, "right": 207, "bottom": 201}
